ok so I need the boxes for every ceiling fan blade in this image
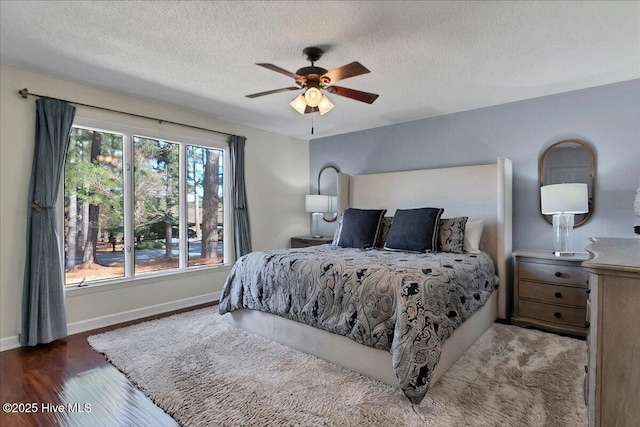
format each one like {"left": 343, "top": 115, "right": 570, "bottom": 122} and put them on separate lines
{"left": 326, "top": 86, "right": 379, "bottom": 104}
{"left": 245, "top": 87, "right": 300, "bottom": 98}
{"left": 322, "top": 62, "right": 370, "bottom": 84}
{"left": 256, "top": 63, "right": 303, "bottom": 80}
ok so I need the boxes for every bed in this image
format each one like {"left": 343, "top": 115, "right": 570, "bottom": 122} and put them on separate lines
{"left": 220, "top": 158, "right": 512, "bottom": 404}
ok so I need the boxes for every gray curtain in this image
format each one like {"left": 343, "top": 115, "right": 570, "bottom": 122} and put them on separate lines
{"left": 229, "top": 135, "right": 252, "bottom": 258}
{"left": 21, "top": 98, "right": 76, "bottom": 346}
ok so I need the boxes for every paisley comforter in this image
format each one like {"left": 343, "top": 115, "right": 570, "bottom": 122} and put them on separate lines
{"left": 219, "top": 245, "right": 496, "bottom": 403}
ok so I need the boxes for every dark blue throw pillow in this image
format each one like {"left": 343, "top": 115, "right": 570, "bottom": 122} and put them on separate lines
{"left": 337, "top": 208, "right": 387, "bottom": 249}
{"left": 384, "top": 207, "right": 444, "bottom": 252}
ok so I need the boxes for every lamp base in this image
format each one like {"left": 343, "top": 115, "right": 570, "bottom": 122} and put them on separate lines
{"left": 553, "top": 251, "right": 575, "bottom": 257}
{"left": 552, "top": 213, "right": 575, "bottom": 256}
{"left": 311, "top": 212, "right": 323, "bottom": 239}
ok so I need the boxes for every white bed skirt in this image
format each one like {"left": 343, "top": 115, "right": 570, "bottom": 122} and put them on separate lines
{"left": 225, "top": 290, "right": 498, "bottom": 389}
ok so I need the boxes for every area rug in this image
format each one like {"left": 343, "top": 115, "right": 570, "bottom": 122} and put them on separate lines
{"left": 88, "top": 306, "right": 587, "bottom": 426}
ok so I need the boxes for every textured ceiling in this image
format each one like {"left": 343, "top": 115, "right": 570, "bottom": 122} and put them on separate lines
{"left": 1, "top": 1, "right": 638, "bottom": 141}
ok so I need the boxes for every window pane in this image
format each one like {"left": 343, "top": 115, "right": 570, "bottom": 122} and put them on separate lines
{"left": 133, "top": 136, "right": 180, "bottom": 274}
{"left": 64, "top": 127, "right": 124, "bottom": 285}
{"left": 187, "top": 146, "right": 224, "bottom": 267}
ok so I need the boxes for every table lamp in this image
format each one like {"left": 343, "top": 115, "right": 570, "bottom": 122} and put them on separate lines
{"left": 305, "top": 195, "right": 331, "bottom": 238}
{"left": 541, "top": 183, "right": 588, "bottom": 256}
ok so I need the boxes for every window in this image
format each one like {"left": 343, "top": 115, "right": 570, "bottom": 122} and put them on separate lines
{"left": 132, "top": 136, "right": 181, "bottom": 274}
{"left": 62, "top": 120, "right": 228, "bottom": 287}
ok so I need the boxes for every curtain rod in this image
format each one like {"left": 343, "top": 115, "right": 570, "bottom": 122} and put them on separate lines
{"left": 18, "top": 88, "right": 240, "bottom": 138}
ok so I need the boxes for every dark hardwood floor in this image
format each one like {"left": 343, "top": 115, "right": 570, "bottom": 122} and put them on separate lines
{"left": 0, "top": 303, "right": 215, "bottom": 427}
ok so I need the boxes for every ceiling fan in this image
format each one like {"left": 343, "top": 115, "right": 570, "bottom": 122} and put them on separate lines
{"left": 246, "top": 47, "right": 379, "bottom": 115}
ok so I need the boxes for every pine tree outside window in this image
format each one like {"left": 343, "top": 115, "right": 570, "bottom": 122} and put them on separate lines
{"left": 62, "top": 119, "right": 228, "bottom": 287}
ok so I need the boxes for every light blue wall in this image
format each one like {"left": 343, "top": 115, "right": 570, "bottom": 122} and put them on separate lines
{"left": 310, "top": 79, "right": 640, "bottom": 251}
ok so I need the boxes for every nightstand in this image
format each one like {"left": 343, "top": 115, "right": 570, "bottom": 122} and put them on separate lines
{"left": 511, "top": 249, "right": 590, "bottom": 337}
{"left": 290, "top": 235, "right": 333, "bottom": 248}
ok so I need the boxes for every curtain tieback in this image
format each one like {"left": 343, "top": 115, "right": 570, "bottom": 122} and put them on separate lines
{"left": 31, "top": 200, "right": 54, "bottom": 211}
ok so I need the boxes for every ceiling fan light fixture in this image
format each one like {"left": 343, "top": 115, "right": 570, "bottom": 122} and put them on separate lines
{"left": 249, "top": 47, "right": 377, "bottom": 116}
{"left": 303, "top": 86, "right": 322, "bottom": 107}
{"left": 290, "top": 94, "right": 307, "bottom": 114}
{"left": 318, "top": 95, "right": 334, "bottom": 115}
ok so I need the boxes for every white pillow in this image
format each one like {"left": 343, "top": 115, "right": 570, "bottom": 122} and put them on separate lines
{"left": 463, "top": 219, "right": 484, "bottom": 253}
{"left": 331, "top": 215, "right": 343, "bottom": 246}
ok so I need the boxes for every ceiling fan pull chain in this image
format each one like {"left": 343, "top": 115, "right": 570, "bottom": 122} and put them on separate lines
{"left": 311, "top": 115, "right": 314, "bottom": 135}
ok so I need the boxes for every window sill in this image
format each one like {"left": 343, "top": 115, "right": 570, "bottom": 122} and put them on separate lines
{"left": 64, "top": 263, "right": 233, "bottom": 297}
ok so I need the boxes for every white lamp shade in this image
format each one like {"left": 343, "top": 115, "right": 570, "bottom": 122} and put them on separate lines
{"left": 328, "top": 196, "right": 338, "bottom": 212}
{"left": 305, "top": 194, "right": 330, "bottom": 213}
{"left": 290, "top": 95, "right": 307, "bottom": 114}
{"left": 541, "top": 183, "right": 589, "bottom": 214}
{"left": 304, "top": 87, "right": 322, "bottom": 107}
{"left": 318, "top": 95, "right": 334, "bottom": 115}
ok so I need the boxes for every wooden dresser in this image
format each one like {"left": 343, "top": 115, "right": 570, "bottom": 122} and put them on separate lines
{"left": 583, "top": 238, "right": 640, "bottom": 427}
{"left": 511, "top": 250, "right": 590, "bottom": 337}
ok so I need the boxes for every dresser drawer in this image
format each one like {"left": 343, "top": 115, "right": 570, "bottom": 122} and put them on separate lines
{"left": 519, "top": 280, "right": 587, "bottom": 307}
{"left": 518, "top": 299, "right": 586, "bottom": 328}
{"left": 519, "top": 260, "right": 589, "bottom": 286}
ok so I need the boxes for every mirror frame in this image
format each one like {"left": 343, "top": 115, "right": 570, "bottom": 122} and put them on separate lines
{"left": 318, "top": 165, "right": 340, "bottom": 222}
{"left": 539, "top": 139, "right": 595, "bottom": 227}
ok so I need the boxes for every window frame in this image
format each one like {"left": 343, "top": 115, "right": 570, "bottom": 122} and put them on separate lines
{"left": 59, "top": 116, "right": 232, "bottom": 294}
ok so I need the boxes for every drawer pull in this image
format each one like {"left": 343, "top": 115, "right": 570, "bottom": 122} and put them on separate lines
{"left": 554, "top": 312, "right": 562, "bottom": 319}
{"left": 586, "top": 289, "right": 590, "bottom": 294}
{"left": 554, "top": 272, "right": 563, "bottom": 277}
{"left": 555, "top": 292, "right": 562, "bottom": 298}
{"left": 585, "top": 321, "right": 591, "bottom": 329}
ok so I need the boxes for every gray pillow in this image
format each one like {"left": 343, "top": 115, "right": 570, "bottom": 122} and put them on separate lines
{"left": 384, "top": 207, "right": 444, "bottom": 252}
{"left": 438, "top": 217, "right": 468, "bottom": 253}
{"left": 337, "top": 208, "right": 387, "bottom": 249}
{"left": 374, "top": 216, "right": 393, "bottom": 248}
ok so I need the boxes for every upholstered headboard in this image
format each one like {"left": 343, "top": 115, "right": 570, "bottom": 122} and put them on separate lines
{"left": 336, "top": 158, "right": 513, "bottom": 319}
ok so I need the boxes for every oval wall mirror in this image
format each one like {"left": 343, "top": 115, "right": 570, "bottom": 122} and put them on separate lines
{"left": 540, "top": 140, "right": 595, "bottom": 227}
{"left": 318, "top": 165, "right": 340, "bottom": 222}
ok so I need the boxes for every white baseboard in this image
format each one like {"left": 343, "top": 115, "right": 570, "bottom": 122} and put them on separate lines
{"left": 0, "top": 335, "right": 21, "bottom": 352}
{"left": 0, "top": 292, "right": 219, "bottom": 352}
{"left": 66, "top": 292, "right": 220, "bottom": 335}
